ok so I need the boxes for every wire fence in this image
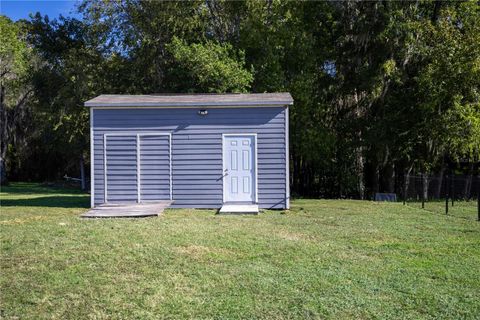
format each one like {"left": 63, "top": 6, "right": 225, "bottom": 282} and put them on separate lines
{"left": 403, "top": 174, "right": 480, "bottom": 221}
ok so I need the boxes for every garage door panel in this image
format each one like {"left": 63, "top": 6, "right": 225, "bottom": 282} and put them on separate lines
{"left": 141, "top": 189, "right": 170, "bottom": 194}
{"left": 106, "top": 135, "right": 137, "bottom": 203}
{"left": 106, "top": 174, "right": 138, "bottom": 180}
{"left": 140, "top": 135, "right": 171, "bottom": 201}
{"left": 105, "top": 134, "right": 171, "bottom": 203}
{"left": 139, "top": 165, "right": 169, "bottom": 171}
{"left": 141, "top": 179, "right": 170, "bottom": 185}
{"left": 140, "top": 140, "right": 169, "bottom": 146}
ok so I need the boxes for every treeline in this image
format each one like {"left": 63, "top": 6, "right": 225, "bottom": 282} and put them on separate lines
{"left": 1, "top": 1, "right": 479, "bottom": 199}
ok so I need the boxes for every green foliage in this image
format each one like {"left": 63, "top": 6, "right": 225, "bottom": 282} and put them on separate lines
{"left": 0, "top": 16, "right": 29, "bottom": 78}
{"left": 166, "top": 36, "right": 253, "bottom": 93}
{"left": 2, "top": 1, "right": 479, "bottom": 197}
{"left": 17, "top": 14, "right": 100, "bottom": 180}
{"left": 0, "top": 16, "right": 32, "bottom": 113}
{"left": 414, "top": 2, "right": 480, "bottom": 160}
{"left": 0, "top": 16, "right": 36, "bottom": 184}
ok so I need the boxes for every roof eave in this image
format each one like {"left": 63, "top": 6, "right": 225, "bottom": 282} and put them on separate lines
{"left": 84, "top": 101, "right": 293, "bottom": 108}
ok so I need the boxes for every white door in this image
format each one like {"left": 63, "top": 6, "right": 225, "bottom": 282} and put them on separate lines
{"left": 224, "top": 135, "right": 256, "bottom": 203}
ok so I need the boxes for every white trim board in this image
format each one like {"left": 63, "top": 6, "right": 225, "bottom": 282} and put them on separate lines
{"left": 285, "top": 106, "right": 290, "bottom": 209}
{"left": 222, "top": 133, "right": 258, "bottom": 204}
{"left": 169, "top": 134, "right": 172, "bottom": 201}
{"left": 222, "top": 134, "right": 225, "bottom": 204}
{"left": 103, "top": 134, "right": 107, "bottom": 203}
{"left": 90, "top": 108, "right": 94, "bottom": 208}
{"left": 88, "top": 104, "right": 291, "bottom": 110}
{"left": 103, "top": 132, "right": 171, "bottom": 136}
{"left": 136, "top": 134, "right": 141, "bottom": 203}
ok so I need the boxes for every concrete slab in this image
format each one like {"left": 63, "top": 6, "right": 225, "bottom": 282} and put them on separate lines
{"left": 219, "top": 204, "right": 259, "bottom": 214}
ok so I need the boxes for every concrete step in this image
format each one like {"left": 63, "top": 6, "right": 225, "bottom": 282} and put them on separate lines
{"left": 219, "top": 204, "right": 259, "bottom": 214}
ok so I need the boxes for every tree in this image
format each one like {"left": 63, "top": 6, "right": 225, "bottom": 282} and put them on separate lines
{"left": 414, "top": 1, "right": 480, "bottom": 165}
{"left": 166, "top": 36, "right": 253, "bottom": 93}
{"left": 2, "top": 0, "right": 478, "bottom": 199}
{"left": 24, "top": 14, "right": 103, "bottom": 183}
{"left": 0, "top": 16, "right": 34, "bottom": 185}
{"left": 78, "top": 0, "right": 209, "bottom": 93}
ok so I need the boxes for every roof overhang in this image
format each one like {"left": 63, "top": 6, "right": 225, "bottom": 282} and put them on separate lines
{"left": 84, "top": 93, "right": 293, "bottom": 108}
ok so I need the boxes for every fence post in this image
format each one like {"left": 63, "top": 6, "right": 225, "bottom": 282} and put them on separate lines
{"left": 403, "top": 172, "right": 407, "bottom": 205}
{"left": 445, "top": 173, "right": 449, "bottom": 215}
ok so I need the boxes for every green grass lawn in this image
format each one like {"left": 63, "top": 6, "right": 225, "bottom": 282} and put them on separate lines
{"left": 406, "top": 199, "right": 478, "bottom": 221}
{"left": 1, "top": 183, "right": 479, "bottom": 319}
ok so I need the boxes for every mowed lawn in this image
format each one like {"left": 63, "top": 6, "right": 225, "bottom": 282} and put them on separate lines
{"left": 1, "top": 183, "right": 479, "bottom": 319}
{"left": 406, "top": 200, "right": 478, "bottom": 221}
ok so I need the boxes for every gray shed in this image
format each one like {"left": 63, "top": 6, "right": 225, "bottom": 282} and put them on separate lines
{"left": 86, "top": 93, "right": 292, "bottom": 212}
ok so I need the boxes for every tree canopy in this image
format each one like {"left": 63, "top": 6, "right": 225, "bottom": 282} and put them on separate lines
{"left": 0, "top": 0, "right": 479, "bottom": 198}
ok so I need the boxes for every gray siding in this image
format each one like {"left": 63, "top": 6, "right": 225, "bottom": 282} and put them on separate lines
{"left": 92, "top": 107, "right": 287, "bottom": 209}
{"left": 140, "top": 135, "right": 170, "bottom": 201}
{"left": 105, "top": 135, "right": 137, "bottom": 202}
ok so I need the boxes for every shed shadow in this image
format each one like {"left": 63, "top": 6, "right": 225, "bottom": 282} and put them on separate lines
{"left": 1, "top": 182, "right": 86, "bottom": 195}
{"left": 1, "top": 196, "right": 90, "bottom": 208}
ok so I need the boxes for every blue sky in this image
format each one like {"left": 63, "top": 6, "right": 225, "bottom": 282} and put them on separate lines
{"left": 1, "top": 0, "right": 81, "bottom": 21}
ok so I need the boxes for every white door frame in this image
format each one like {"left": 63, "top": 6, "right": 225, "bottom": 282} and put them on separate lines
{"left": 222, "top": 133, "right": 258, "bottom": 204}
{"left": 104, "top": 132, "right": 172, "bottom": 203}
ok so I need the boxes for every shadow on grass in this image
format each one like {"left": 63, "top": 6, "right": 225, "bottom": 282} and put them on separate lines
{"left": 1, "top": 196, "right": 90, "bottom": 208}
{"left": 1, "top": 182, "right": 86, "bottom": 195}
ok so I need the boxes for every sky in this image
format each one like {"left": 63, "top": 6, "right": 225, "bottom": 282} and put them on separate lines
{"left": 1, "top": 0, "right": 81, "bottom": 21}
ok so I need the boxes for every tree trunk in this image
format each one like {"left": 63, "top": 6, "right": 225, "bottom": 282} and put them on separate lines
{"left": 388, "top": 163, "right": 396, "bottom": 192}
{"left": 463, "top": 162, "right": 474, "bottom": 200}
{"left": 353, "top": 88, "right": 365, "bottom": 200}
{"left": 338, "top": 156, "right": 344, "bottom": 198}
{"left": 80, "top": 155, "right": 86, "bottom": 191}
{"left": 0, "top": 83, "right": 7, "bottom": 185}
{"left": 388, "top": 163, "right": 395, "bottom": 193}
{"left": 404, "top": 165, "right": 413, "bottom": 201}
{"left": 436, "top": 162, "right": 445, "bottom": 198}
{"left": 293, "top": 152, "right": 300, "bottom": 196}
{"left": 422, "top": 173, "right": 429, "bottom": 202}
{"left": 431, "top": 1, "right": 443, "bottom": 23}
{"left": 356, "top": 146, "right": 365, "bottom": 200}
{"left": 382, "top": 161, "right": 395, "bottom": 193}
{"left": 303, "top": 160, "right": 309, "bottom": 197}
{"left": 372, "top": 161, "right": 380, "bottom": 194}
{"left": 0, "top": 157, "right": 7, "bottom": 186}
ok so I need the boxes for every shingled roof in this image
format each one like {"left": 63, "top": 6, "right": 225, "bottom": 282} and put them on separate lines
{"left": 84, "top": 93, "right": 293, "bottom": 107}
